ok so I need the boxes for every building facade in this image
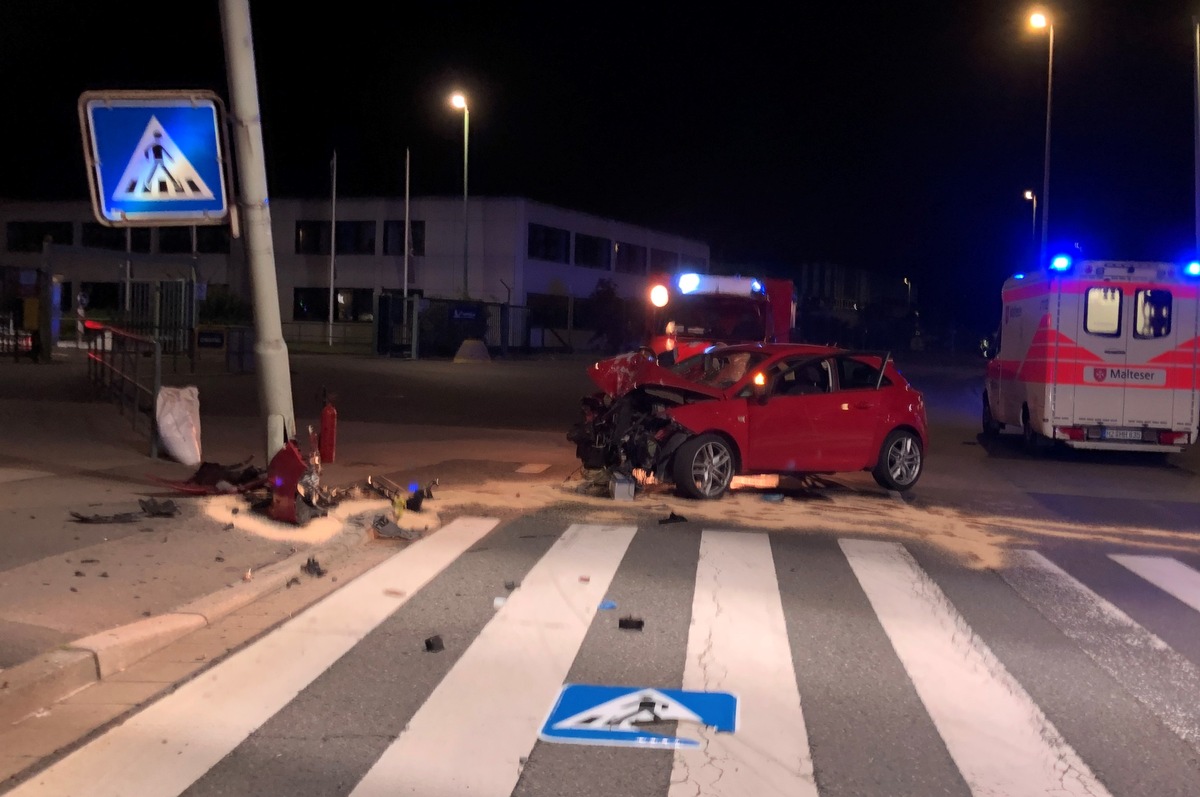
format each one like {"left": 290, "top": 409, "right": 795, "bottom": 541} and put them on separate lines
{"left": 0, "top": 196, "right": 709, "bottom": 345}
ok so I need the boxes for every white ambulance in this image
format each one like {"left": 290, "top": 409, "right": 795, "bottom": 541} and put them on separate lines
{"left": 982, "top": 256, "right": 1200, "bottom": 453}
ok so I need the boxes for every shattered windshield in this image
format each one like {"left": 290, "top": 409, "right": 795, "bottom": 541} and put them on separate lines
{"left": 671, "top": 349, "right": 770, "bottom": 389}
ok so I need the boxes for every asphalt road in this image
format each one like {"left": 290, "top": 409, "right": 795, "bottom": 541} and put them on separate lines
{"left": 5, "top": 350, "right": 1200, "bottom": 796}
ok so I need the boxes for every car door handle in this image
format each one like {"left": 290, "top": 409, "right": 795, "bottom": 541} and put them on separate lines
{"left": 1104, "top": 349, "right": 1125, "bottom": 355}
{"left": 853, "top": 401, "right": 873, "bottom": 410}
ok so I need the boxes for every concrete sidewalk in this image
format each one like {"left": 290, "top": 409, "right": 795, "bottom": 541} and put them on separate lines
{"left": 0, "top": 347, "right": 580, "bottom": 732}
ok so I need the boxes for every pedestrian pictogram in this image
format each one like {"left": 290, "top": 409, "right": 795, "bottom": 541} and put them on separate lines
{"left": 113, "top": 117, "right": 216, "bottom": 201}
{"left": 79, "top": 90, "right": 230, "bottom": 226}
{"left": 539, "top": 684, "right": 738, "bottom": 748}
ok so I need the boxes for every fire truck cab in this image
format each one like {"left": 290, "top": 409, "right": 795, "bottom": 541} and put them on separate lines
{"left": 644, "top": 272, "right": 795, "bottom": 363}
{"left": 983, "top": 256, "right": 1200, "bottom": 453}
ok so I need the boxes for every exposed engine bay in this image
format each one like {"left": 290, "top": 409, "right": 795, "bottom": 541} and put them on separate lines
{"left": 568, "top": 386, "right": 702, "bottom": 485}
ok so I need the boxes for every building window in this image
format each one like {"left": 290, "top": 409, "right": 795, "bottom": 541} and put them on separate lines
{"left": 528, "top": 223, "right": 570, "bottom": 263}
{"left": 335, "top": 288, "right": 375, "bottom": 321}
{"left": 158, "top": 227, "right": 192, "bottom": 253}
{"left": 295, "top": 221, "right": 331, "bottom": 255}
{"left": 1134, "top": 289, "right": 1171, "bottom": 339}
{"left": 336, "top": 221, "right": 376, "bottom": 255}
{"left": 196, "top": 226, "right": 231, "bottom": 254}
{"left": 6, "top": 221, "right": 73, "bottom": 252}
{"left": 574, "top": 233, "right": 611, "bottom": 270}
{"left": 293, "top": 288, "right": 328, "bottom": 321}
{"left": 293, "top": 287, "right": 374, "bottom": 322}
{"left": 614, "top": 242, "right": 647, "bottom": 274}
{"left": 651, "top": 248, "right": 680, "bottom": 272}
{"left": 1085, "top": 287, "right": 1121, "bottom": 336}
{"left": 80, "top": 223, "right": 151, "bottom": 252}
{"left": 383, "top": 220, "right": 425, "bottom": 256}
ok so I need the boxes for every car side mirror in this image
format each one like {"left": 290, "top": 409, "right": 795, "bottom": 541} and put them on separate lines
{"left": 979, "top": 336, "right": 996, "bottom": 360}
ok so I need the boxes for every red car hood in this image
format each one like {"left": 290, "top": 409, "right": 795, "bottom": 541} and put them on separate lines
{"left": 587, "top": 352, "right": 725, "bottom": 399}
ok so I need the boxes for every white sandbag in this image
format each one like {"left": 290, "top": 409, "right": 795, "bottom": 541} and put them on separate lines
{"left": 156, "top": 386, "right": 202, "bottom": 466}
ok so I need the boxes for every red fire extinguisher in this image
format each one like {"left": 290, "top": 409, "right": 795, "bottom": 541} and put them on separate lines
{"left": 319, "top": 391, "right": 337, "bottom": 463}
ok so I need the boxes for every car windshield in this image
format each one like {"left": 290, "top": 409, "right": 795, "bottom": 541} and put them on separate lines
{"left": 654, "top": 295, "right": 767, "bottom": 340}
{"left": 671, "top": 349, "right": 770, "bottom": 389}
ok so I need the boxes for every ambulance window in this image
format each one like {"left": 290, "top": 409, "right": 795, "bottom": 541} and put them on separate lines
{"left": 1085, "top": 287, "right": 1122, "bottom": 336}
{"left": 1134, "top": 290, "right": 1171, "bottom": 339}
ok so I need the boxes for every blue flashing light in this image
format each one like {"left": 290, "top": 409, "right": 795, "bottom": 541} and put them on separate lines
{"left": 677, "top": 273, "right": 701, "bottom": 294}
{"left": 1013, "top": 273, "right": 1025, "bottom": 280}
{"left": 1185, "top": 261, "right": 1200, "bottom": 277}
{"left": 750, "top": 279, "right": 763, "bottom": 293}
{"left": 1049, "top": 254, "right": 1072, "bottom": 272}
{"left": 408, "top": 481, "right": 420, "bottom": 493}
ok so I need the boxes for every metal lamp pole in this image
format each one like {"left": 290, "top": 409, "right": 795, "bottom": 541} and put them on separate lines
{"left": 451, "top": 93, "right": 470, "bottom": 299}
{"left": 1024, "top": 189, "right": 1037, "bottom": 253}
{"left": 1031, "top": 12, "right": 1054, "bottom": 267}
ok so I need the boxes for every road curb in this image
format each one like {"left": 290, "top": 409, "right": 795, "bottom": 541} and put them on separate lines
{"left": 0, "top": 515, "right": 376, "bottom": 728}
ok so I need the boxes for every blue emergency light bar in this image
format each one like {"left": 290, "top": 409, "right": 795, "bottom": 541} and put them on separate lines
{"left": 674, "top": 273, "right": 761, "bottom": 296}
{"left": 1185, "top": 261, "right": 1200, "bottom": 277}
{"left": 1049, "top": 255, "right": 1072, "bottom": 272}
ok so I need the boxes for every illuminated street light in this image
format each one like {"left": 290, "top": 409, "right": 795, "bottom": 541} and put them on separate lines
{"left": 1030, "top": 10, "right": 1055, "bottom": 267}
{"left": 450, "top": 92, "right": 469, "bottom": 298}
{"left": 1024, "top": 189, "right": 1037, "bottom": 251}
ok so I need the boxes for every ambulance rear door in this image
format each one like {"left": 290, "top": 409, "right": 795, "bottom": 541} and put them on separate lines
{"left": 1072, "top": 282, "right": 1125, "bottom": 428}
{"left": 1122, "top": 281, "right": 1178, "bottom": 430}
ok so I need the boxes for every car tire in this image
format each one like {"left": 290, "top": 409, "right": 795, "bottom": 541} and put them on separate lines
{"left": 673, "top": 433, "right": 736, "bottom": 500}
{"left": 872, "top": 429, "right": 923, "bottom": 492}
{"left": 982, "top": 395, "right": 1001, "bottom": 437}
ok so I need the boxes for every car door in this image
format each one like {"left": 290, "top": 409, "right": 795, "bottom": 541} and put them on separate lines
{"left": 827, "top": 355, "right": 888, "bottom": 469}
{"left": 745, "top": 356, "right": 841, "bottom": 472}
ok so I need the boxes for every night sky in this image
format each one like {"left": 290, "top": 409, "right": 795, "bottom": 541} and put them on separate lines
{"left": 2, "top": 1, "right": 1199, "bottom": 333}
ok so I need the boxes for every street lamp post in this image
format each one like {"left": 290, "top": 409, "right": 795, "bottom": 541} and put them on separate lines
{"left": 451, "top": 92, "right": 469, "bottom": 299}
{"left": 1031, "top": 11, "right": 1054, "bottom": 267}
{"left": 1023, "top": 189, "right": 1037, "bottom": 251}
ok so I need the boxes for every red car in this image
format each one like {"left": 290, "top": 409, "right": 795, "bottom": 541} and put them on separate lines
{"left": 568, "top": 343, "right": 928, "bottom": 499}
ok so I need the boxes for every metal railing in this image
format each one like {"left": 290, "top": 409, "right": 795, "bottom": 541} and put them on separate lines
{"left": 86, "top": 325, "right": 162, "bottom": 458}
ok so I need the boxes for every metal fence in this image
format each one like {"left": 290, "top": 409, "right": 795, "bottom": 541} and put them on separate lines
{"left": 86, "top": 325, "right": 162, "bottom": 458}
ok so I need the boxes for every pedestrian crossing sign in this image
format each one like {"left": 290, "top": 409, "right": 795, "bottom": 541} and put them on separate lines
{"left": 79, "top": 90, "right": 230, "bottom": 226}
{"left": 539, "top": 683, "right": 738, "bottom": 749}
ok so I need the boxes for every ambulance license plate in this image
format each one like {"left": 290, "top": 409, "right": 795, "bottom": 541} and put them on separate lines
{"left": 1102, "top": 429, "right": 1142, "bottom": 441}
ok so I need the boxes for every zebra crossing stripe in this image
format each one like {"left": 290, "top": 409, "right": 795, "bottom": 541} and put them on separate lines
{"left": 839, "top": 539, "right": 1112, "bottom": 797}
{"left": 348, "top": 524, "right": 637, "bottom": 797}
{"left": 1005, "top": 550, "right": 1200, "bottom": 751}
{"left": 1109, "top": 554, "right": 1200, "bottom": 615}
{"left": 4, "top": 517, "right": 500, "bottom": 797}
{"left": 669, "top": 531, "right": 818, "bottom": 797}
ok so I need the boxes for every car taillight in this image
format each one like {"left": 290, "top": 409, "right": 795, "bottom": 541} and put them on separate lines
{"left": 1056, "top": 426, "right": 1085, "bottom": 441}
{"left": 1158, "top": 430, "right": 1187, "bottom": 445}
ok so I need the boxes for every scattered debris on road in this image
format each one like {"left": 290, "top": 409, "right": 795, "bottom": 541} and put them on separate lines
{"left": 301, "top": 556, "right": 327, "bottom": 577}
{"left": 659, "top": 511, "right": 688, "bottom": 525}
{"left": 371, "top": 514, "right": 421, "bottom": 541}
{"left": 424, "top": 635, "right": 444, "bottom": 652}
{"left": 493, "top": 596, "right": 507, "bottom": 609}
{"left": 139, "top": 498, "right": 180, "bottom": 517}
{"left": 286, "top": 576, "right": 301, "bottom": 588}
{"left": 599, "top": 600, "right": 617, "bottom": 610}
{"left": 618, "top": 616, "right": 645, "bottom": 631}
{"left": 504, "top": 580, "right": 518, "bottom": 591}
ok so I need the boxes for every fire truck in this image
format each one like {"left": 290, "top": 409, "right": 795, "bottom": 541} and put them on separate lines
{"left": 642, "top": 272, "right": 796, "bottom": 363}
{"left": 982, "top": 256, "right": 1200, "bottom": 453}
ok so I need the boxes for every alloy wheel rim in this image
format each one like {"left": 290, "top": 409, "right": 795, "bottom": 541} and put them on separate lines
{"left": 692, "top": 442, "right": 732, "bottom": 496}
{"left": 888, "top": 437, "right": 921, "bottom": 485}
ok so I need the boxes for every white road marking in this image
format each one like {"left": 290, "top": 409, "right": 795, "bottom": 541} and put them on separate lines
{"left": 515, "top": 463, "right": 550, "bottom": 474}
{"left": 1109, "top": 554, "right": 1200, "bottom": 615}
{"left": 349, "top": 523, "right": 637, "bottom": 797}
{"left": 840, "top": 539, "right": 1111, "bottom": 797}
{"left": 5, "top": 517, "right": 499, "bottom": 797}
{"left": 1005, "top": 550, "right": 1200, "bottom": 752}
{"left": 669, "top": 530, "right": 817, "bottom": 797}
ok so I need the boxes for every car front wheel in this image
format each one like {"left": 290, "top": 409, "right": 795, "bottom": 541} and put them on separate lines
{"left": 673, "top": 433, "right": 736, "bottom": 500}
{"left": 872, "top": 429, "right": 923, "bottom": 492}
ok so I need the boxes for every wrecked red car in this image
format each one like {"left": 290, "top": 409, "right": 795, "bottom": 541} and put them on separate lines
{"left": 568, "top": 343, "right": 928, "bottom": 499}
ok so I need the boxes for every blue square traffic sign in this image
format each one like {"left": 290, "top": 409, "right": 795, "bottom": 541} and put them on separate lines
{"left": 79, "top": 90, "right": 230, "bottom": 226}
